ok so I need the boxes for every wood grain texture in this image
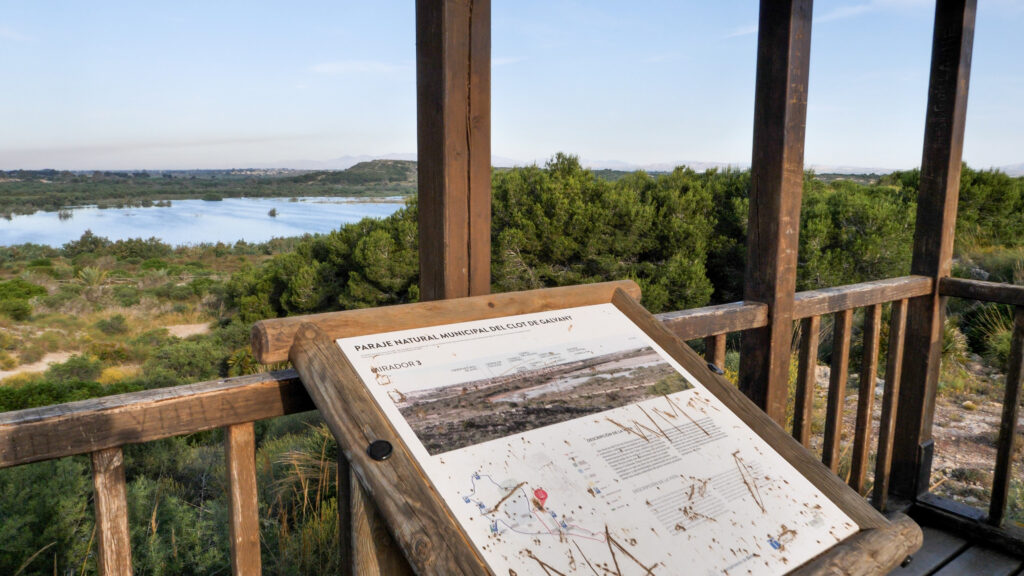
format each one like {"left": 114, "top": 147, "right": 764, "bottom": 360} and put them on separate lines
{"left": 793, "top": 276, "right": 933, "bottom": 320}
{"left": 350, "top": 469, "right": 415, "bottom": 576}
{"left": 337, "top": 452, "right": 354, "bottom": 576}
{"left": 612, "top": 289, "right": 889, "bottom": 531}
{"left": 939, "top": 277, "right": 1024, "bottom": 307}
{"left": 931, "top": 545, "right": 1022, "bottom": 576}
{"left": 92, "top": 447, "right": 133, "bottom": 576}
{"left": 739, "top": 0, "right": 813, "bottom": 425}
{"left": 253, "top": 280, "right": 640, "bottom": 364}
{"left": 850, "top": 304, "right": 882, "bottom": 494}
{"left": 987, "top": 306, "right": 1024, "bottom": 526}
{"left": 289, "top": 323, "right": 488, "bottom": 576}
{"left": 872, "top": 299, "right": 908, "bottom": 512}
{"left": 0, "top": 371, "right": 312, "bottom": 469}
{"left": 789, "top": 514, "right": 922, "bottom": 576}
{"left": 657, "top": 301, "right": 768, "bottom": 340}
{"left": 417, "top": 0, "right": 491, "bottom": 301}
{"left": 823, "top": 308, "right": 854, "bottom": 474}
{"left": 225, "top": 423, "right": 261, "bottom": 576}
{"left": 793, "top": 315, "right": 821, "bottom": 447}
{"left": 892, "top": 0, "right": 976, "bottom": 500}
{"left": 704, "top": 333, "right": 727, "bottom": 371}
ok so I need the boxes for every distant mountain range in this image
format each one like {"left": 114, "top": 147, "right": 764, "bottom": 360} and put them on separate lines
{"left": 266, "top": 154, "right": 1024, "bottom": 177}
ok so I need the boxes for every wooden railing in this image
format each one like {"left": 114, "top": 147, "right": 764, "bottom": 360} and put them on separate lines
{"left": 3, "top": 274, "right": 1024, "bottom": 572}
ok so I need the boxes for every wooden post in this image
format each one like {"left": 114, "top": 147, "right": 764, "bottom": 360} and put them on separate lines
{"left": 851, "top": 304, "right": 882, "bottom": 494}
{"left": 350, "top": 470, "right": 416, "bottom": 575}
{"left": 988, "top": 307, "right": 1024, "bottom": 526}
{"left": 225, "top": 423, "right": 261, "bottom": 576}
{"left": 738, "top": 0, "right": 813, "bottom": 425}
{"left": 704, "top": 334, "right": 727, "bottom": 371}
{"left": 417, "top": 0, "right": 491, "bottom": 301}
{"left": 823, "top": 309, "right": 853, "bottom": 474}
{"left": 91, "top": 447, "right": 133, "bottom": 576}
{"left": 891, "top": 0, "right": 976, "bottom": 500}
{"left": 793, "top": 315, "right": 821, "bottom": 447}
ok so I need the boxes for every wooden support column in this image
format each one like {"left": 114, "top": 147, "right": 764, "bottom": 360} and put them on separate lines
{"left": 417, "top": 0, "right": 491, "bottom": 301}
{"left": 988, "top": 307, "right": 1024, "bottom": 526}
{"left": 225, "top": 423, "right": 261, "bottom": 576}
{"left": 739, "top": 0, "right": 814, "bottom": 425}
{"left": 92, "top": 447, "right": 133, "bottom": 576}
{"left": 891, "top": 0, "right": 976, "bottom": 500}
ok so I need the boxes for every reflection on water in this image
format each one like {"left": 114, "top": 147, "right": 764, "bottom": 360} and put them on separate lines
{"left": 0, "top": 197, "right": 405, "bottom": 247}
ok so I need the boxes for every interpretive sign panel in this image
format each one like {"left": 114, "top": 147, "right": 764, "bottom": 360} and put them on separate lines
{"left": 337, "top": 303, "right": 859, "bottom": 575}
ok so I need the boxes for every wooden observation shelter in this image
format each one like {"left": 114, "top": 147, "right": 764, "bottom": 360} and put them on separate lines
{"left": 2, "top": 0, "right": 1024, "bottom": 574}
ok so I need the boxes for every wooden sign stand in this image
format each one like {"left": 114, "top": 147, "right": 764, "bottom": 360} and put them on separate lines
{"left": 253, "top": 280, "right": 922, "bottom": 576}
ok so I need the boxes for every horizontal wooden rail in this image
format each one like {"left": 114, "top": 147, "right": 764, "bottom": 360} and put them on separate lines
{"left": 656, "top": 301, "right": 769, "bottom": 340}
{"left": 0, "top": 370, "right": 312, "bottom": 469}
{"left": 940, "top": 277, "right": 1024, "bottom": 306}
{"left": 252, "top": 280, "right": 642, "bottom": 364}
{"left": 792, "top": 275, "right": 933, "bottom": 320}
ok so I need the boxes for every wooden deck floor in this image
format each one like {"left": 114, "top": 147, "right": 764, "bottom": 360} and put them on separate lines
{"left": 889, "top": 524, "right": 1024, "bottom": 576}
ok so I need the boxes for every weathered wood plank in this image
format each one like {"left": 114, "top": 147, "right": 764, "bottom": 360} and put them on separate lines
{"left": 253, "top": 280, "right": 641, "bottom": 364}
{"left": 657, "top": 301, "right": 768, "bottom": 340}
{"left": 885, "top": 525, "right": 967, "bottom": 576}
{"left": 704, "top": 333, "right": 727, "bottom": 371}
{"left": 289, "top": 323, "right": 487, "bottom": 575}
{"left": 790, "top": 514, "right": 922, "bottom": 576}
{"left": 988, "top": 306, "right": 1024, "bottom": 526}
{"left": 823, "top": 308, "right": 854, "bottom": 474}
{"left": 350, "top": 469, "right": 415, "bottom": 575}
{"left": 891, "top": 0, "right": 976, "bottom": 500}
{"left": 739, "top": 0, "right": 814, "bottom": 425}
{"left": 793, "top": 315, "right": 821, "bottom": 447}
{"left": 873, "top": 299, "right": 908, "bottom": 512}
{"left": 417, "top": 0, "right": 491, "bottom": 301}
{"left": 0, "top": 371, "right": 312, "bottom": 470}
{"left": 92, "top": 447, "right": 133, "bottom": 576}
{"left": 225, "top": 422, "right": 261, "bottom": 576}
{"left": 931, "top": 545, "right": 1022, "bottom": 576}
{"left": 940, "top": 277, "right": 1024, "bottom": 307}
{"left": 338, "top": 452, "right": 354, "bottom": 576}
{"left": 792, "top": 276, "right": 932, "bottom": 320}
{"left": 613, "top": 290, "right": 888, "bottom": 530}
{"left": 851, "top": 304, "right": 883, "bottom": 494}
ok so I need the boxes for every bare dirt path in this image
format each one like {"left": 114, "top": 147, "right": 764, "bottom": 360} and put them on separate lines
{"left": 0, "top": 352, "right": 73, "bottom": 381}
{"left": 165, "top": 323, "right": 211, "bottom": 338}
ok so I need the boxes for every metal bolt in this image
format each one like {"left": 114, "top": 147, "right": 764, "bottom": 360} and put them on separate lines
{"left": 707, "top": 362, "right": 725, "bottom": 375}
{"left": 367, "top": 440, "right": 393, "bottom": 461}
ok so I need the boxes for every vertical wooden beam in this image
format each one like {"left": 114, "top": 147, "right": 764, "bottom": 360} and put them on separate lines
{"left": 350, "top": 469, "right": 415, "bottom": 576}
{"left": 225, "top": 423, "right": 261, "bottom": 576}
{"left": 738, "top": 0, "right": 813, "bottom": 425}
{"left": 704, "top": 334, "right": 727, "bottom": 371}
{"left": 417, "top": 0, "right": 492, "bottom": 301}
{"left": 793, "top": 315, "right": 821, "bottom": 447}
{"left": 823, "top": 309, "right": 853, "bottom": 474}
{"left": 91, "top": 447, "right": 133, "bottom": 576}
{"left": 873, "top": 299, "right": 908, "bottom": 511}
{"left": 337, "top": 451, "right": 354, "bottom": 576}
{"left": 988, "top": 307, "right": 1024, "bottom": 526}
{"left": 850, "top": 304, "right": 883, "bottom": 494}
{"left": 891, "top": 0, "right": 976, "bottom": 499}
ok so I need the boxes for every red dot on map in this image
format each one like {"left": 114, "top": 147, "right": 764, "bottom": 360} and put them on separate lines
{"left": 534, "top": 488, "right": 548, "bottom": 506}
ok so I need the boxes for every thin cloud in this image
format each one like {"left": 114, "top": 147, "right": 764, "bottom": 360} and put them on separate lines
{"left": 492, "top": 56, "right": 525, "bottom": 67}
{"left": 724, "top": 24, "right": 758, "bottom": 39}
{"left": 310, "top": 60, "right": 409, "bottom": 75}
{"left": 0, "top": 26, "right": 33, "bottom": 43}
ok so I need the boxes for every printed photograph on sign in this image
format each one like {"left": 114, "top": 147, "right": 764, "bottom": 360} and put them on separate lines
{"left": 395, "top": 343, "right": 692, "bottom": 455}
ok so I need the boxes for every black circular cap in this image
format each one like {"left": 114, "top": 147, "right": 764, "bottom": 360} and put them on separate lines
{"left": 706, "top": 362, "right": 725, "bottom": 375}
{"left": 367, "top": 440, "right": 393, "bottom": 461}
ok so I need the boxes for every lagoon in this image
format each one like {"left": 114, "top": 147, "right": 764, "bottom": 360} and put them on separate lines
{"left": 0, "top": 197, "right": 406, "bottom": 247}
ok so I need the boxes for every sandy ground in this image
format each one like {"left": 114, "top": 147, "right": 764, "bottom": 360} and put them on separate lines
{"left": 165, "top": 323, "right": 211, "bottom": 338}
{"left": 0, "top": 351, "right": 73, "bottom": 381}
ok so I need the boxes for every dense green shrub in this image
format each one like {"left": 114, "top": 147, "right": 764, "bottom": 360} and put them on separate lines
{"left": 0, "top": 299, "right": 32, "bottom": 320}
{"left": 0, "top": 277, "right": 46, "bottom": 301}
{"left": 95, "top": 314, "right": 129, "bottom": 335}
{"left": 44, "top": 354, "right": 103, "bottom": 384}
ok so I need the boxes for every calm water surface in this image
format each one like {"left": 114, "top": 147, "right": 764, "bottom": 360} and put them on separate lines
{"left": 0, "top": 197, "right": 405, "bottom": 247}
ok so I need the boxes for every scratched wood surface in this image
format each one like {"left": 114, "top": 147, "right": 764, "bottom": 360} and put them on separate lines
{"left": 225, "top": 422, "right": 261, "bottom": 576}
{"left": 92, "top": 447, "right": 133, "bottom": 576}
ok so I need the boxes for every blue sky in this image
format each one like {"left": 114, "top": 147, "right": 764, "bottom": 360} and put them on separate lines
{"left": 0, "top": 1, "right": 1021, "bottom": 171}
